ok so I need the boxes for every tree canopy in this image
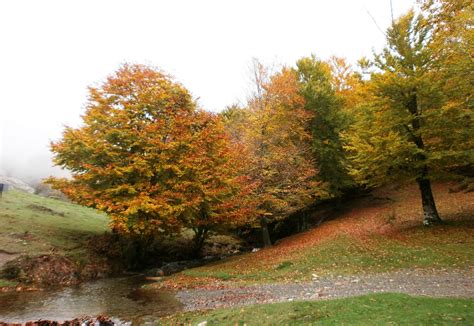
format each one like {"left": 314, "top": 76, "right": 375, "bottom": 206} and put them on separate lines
{"left": 343, "top": 6, "right": 473, "bottom": 225}
{"left": 49, "top": 1, "right": 473, "bottom": 249}
{"left": 296, "top": 55, "right": 354, "bottom": 197}
{"left": 47, "top": 64, "right": 257, "bottom": 249}
{"left": 223, "top": 63, "right": 321, "bottom": 246}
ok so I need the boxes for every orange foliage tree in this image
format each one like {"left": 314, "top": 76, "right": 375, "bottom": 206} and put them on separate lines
{"left": 224, "top": 62, "right": 321, "bottom": 246}
{"left": 47, "top": 64, "right": 256, "bottom": 251}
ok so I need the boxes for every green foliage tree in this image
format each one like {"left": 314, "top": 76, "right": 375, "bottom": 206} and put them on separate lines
{"left": 296, "top": 55, "right": 354, "bottom": 197}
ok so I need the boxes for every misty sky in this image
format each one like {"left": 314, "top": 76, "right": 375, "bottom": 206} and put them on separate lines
{"left": 0, "top": 0, "right": 415, "bottom": 184}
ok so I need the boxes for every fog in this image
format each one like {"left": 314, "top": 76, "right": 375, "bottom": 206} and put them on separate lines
{"left": 1, "top": 122, "right": 70, "bottom": 185}
{"left": 0, "top": 0, "right": 414, "bottom": 185}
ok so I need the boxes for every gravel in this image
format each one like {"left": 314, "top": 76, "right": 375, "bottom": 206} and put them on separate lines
{"left": 176, "top": 269, "right": 474, "bottom": 311}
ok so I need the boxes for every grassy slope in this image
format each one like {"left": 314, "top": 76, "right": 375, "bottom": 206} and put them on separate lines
{"left": 164, "top": 293, "right": 474, "bottom": 325}
{"left": 0, "top": 190, "right": 109, "bottom": 258}
{"left": 158, "top": 182, "right": 474, "bottom": 288}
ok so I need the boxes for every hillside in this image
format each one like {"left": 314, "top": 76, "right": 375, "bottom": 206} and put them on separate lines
{"left": 0, "top": 190, "right": 110, "bottom": 286}
{"left": 155, "top": 182, "right": 474, "bottom": 289}
{"left": 0, "top": 190, "right": 108, "bottom": 257}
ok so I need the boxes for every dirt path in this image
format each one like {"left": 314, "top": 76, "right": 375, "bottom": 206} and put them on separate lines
{"left": 176, "top": 269, "right": 474, "bottom": 311}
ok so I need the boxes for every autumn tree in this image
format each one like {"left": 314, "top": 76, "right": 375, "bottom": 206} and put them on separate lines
{"left": 235, "top": 62, "right": 321, "bottom": 246}
{"left": 296, "top": 55, "right": 354, "bottom": 197}
{"left": 176, "top": 110, "right": 257, "bottom": 251}
{"left": 47, "top": 64, "right": 256, "bottom": 252}
{"left": 343, "top": 9, "right": 473, "bottom": 225}
{"left": 221, "top": 104, "right": 250, "bottom": 144}
{"left": 327, "top": 56, "right": 365, "bottom": 115}
{"left": 421, "top": 0, "right": 474, "bottom": 166}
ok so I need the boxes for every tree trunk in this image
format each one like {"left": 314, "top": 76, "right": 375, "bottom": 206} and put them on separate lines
{"left": 407, "top": 93, "right": 442, "bottom": 226}
{"left": 193, "top": 227, "right": 208, "bottom": 256}
{"left": 298, "top": 212, "right": 308, "bottom": 232}
{"left": 126, "top": 234, "right": 153, "bottom": 270}
{"left": 417, "top": 175, "right": 442, "bottom": 225}
{"left": 260, "top": 216, "right": 272, "bottom": 247}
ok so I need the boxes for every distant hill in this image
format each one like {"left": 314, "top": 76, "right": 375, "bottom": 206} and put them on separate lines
{"left": 0, "top": 175, "right": 34, "bottom": 193}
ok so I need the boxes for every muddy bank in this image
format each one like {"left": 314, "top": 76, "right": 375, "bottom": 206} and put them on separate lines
{"left": 0, "top": 315, "right": 114, "bottom": 326}
{"left": 0, "top": 230, "right": 249, "bottom": 293}
{"left": 1, "top": 254, "right": 114, "bottom": 291}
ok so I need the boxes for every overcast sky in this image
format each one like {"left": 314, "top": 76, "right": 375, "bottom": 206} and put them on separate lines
{"left": 0, "top": 0, "right": 415, "bottom": 184}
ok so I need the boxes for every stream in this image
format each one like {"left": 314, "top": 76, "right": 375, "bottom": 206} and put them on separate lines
{"left": 0, "top": 275, "right": 182, "bottom": 325}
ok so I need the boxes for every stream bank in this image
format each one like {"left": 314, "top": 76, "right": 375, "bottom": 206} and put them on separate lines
{"left": 0, "top": 275, "right": 182, "bottom": 325}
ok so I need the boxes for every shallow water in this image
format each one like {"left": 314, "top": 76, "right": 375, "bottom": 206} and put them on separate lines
{"left": 0, "top": 276, "right": 182, "bottom": 325}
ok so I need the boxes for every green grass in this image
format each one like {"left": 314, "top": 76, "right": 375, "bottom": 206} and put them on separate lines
{"left": 0, "top": 278, "right": 18, "bottom": 287}
{"left": 184, "top": 270, "right": 235, "bottom": 281}
{"left": 0, "top": 190, "right": 109, "bottom": 258}
{"left": 163, "top": 293, "right": 474, "bottom": 325}
{"left": 291, "top": 232, "right": 474, "bottom": 276}
{"left": 178, "top": 228, "right": 474, "bottom": 285}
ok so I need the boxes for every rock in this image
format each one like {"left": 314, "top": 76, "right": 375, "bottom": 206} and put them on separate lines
{"left": 146, "top": 259, "right": 216, "bottom": 277}
{"left": 160, "top": 260, "right": 204, "bottom": 276}
{"left": 251, "top": 248, "right": 260, "bottom": 253}
{"left": 145, "top": 268, "right": 165, "bottom": 277}
{"left": 144, "top": 276, "right": 163, "bottom": 281}
{"left": 197, "top": 321, "right": 207, "bottom": 326}
{"left": 34, "top": 182, "right": 67, "bottom": 200}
